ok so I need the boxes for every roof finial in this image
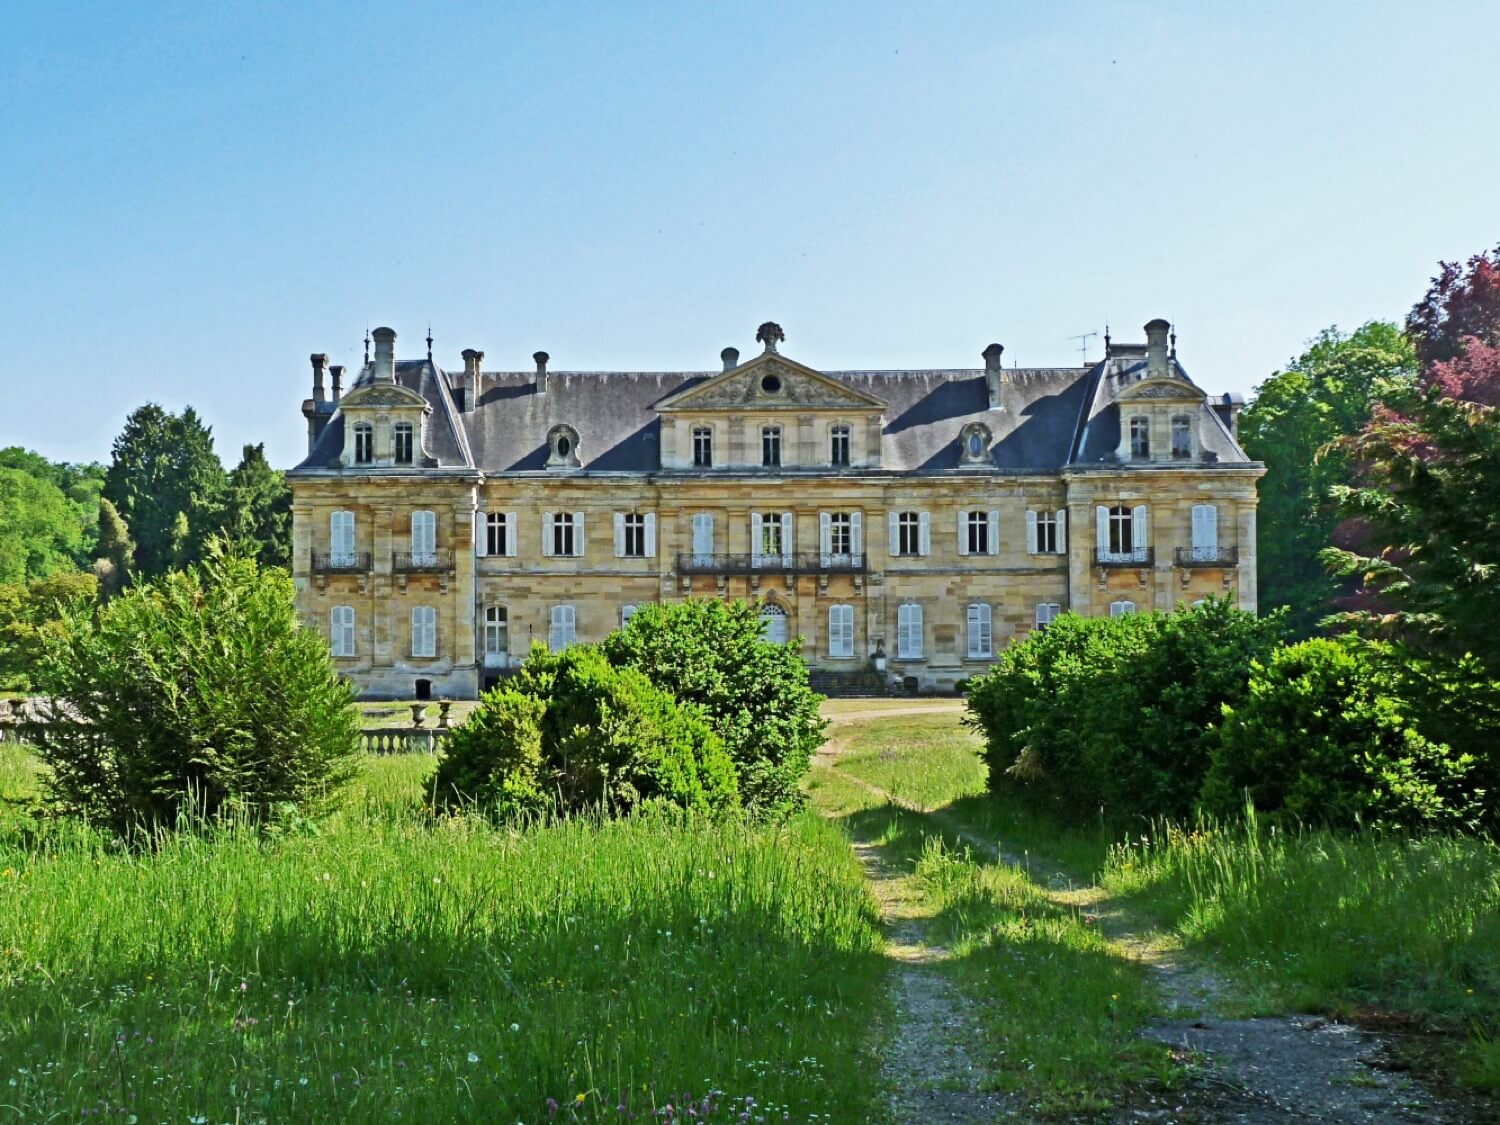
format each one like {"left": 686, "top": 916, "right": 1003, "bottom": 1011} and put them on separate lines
{"left": 1169, "top": 324, "right": 1177, "bottom": 359}
{"left": 755, "top": 321, "right": 785, "bottom": 354}
{"left": 363, "top": 325, "right": 371, "bottom": 365}
{"left": 426, "top": 324, "right": 434, "bottom": 361}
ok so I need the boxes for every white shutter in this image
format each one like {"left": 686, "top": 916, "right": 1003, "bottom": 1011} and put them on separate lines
{"left": 1132, "top": 505, "right": 1149, "bottom": 553}
{"left": 851, "top": 512, "right": 863, "bottom": 559}
{"left": 330, "top": 510, "right": 354, "bottom": 563}
{"left": 819, "top": 512, "right": 832, "bottom": 559}
{"left": 957, "top": 511, "right": 970, "bottom": 557}
{"left": 829, "top": 605, "right": 854, "bottom": 658}
{"left": 1026, "top": 510, "right": 1038, "bottom": 554}
{"left": 1096, "top": 506, "right": 1109, "bottom": 553}
{"left": 474, "top": 508, "right": 487, "bottom": 557}
{"left": 542, "top": 511, "right": 554, "bottom": 557}
{"left": 888, "top": 511, "right": 900, "bottom": 557}
{"left": 987, "top": 510, "right": 999, "bottom": 556}
{"left": 564, "top": 605, "right": 576, "bottom": 644}
{"left": 751, "top": 512, "right": 764, "bottom": 565}
{"left": 1192, "top": 504, "right": 1218, "bottom": 556}
{"left": 613, "top": 513, "right": 625, "bottom": 558}
{"left": 548, "top": 606, "right": 562, "bottom": 651}
{"left": 780, "top": 512, "right": 793, "bottom": 563}
{"left": 898, "top": 604, "right": 923, "bottom": 658}
{"left": 918, "top": 511, "right": 931, "bottom": 556}
{"left": 967, "top": 603, "right": 992, "bottom": 657}
{"left": 574, "top": 512, "right": 586, "bottom": 557}
{"left": 644, "top": 513, "right": 657, "bottom": 557}
{"left": 412, "top": 511, "right": 435, "bottom": 561}
{"left": 506, "top": 513, "right": 518, "bottom": 558}
{"left": 1056, "top": 510, "right": 1067, "bottom": 555}
{"left": 692, "top": 513, "right": 714, "bottom": 560}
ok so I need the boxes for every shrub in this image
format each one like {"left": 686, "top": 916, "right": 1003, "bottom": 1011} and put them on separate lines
{"left": 603, "top": 599, "right": 825, "bottom": 817}
{"left": 1202, "top": 638, "right": 1480, "bottom": 830}
{"left": 30, "top": 545, "right": 360, "bottom": 834}
{"left": 966, "top": 599, "right": 1282, "bottom": 824}
{"left": 435, "top": 644, "right": 739, "bottom": 817}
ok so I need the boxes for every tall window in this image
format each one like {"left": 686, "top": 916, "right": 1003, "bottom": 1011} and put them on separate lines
{"left": 411, "top": 606, "right": 437, "bottom": 658}
{"left": 411, "top": 510, "right": 437, "bottom": 565}
{"left": 1030, "top": 510, "right": 1061, "bottom": 554}
{"left": 828, "top": 604, "right": 855, "bottom": 658}
{"left": 1108, "top": 505, "right": 1134, "bottom": 555}
{"left": 893, "top": 511, "right": 925, "bottom": 557}
{"left": 394, "top": 421, "right": 414, "bottom": 464}
{"left": 965, "top": 510, "right": 991, "bottom": 555}
{"left": 753, "top": 512, "right": 789, "bottom": 560}
{"left": 691, "top": 513, "right": 715, "bottom": 564}
{"left": 692, "top": 427, "right": 713, "bottom": 468}
{"left": 1129, "top": 416, "right": 1150, "bottom": 459}
{"left": 548, "top": 512, "right": 579, "bottom": 557}
{"left": 353, "top": 422, "right": 373, "bottom": 464}
{"left": 330, "top": 606, "right": 355, "bottom": 656}
{"left": 619, "top": 513, "right": 649, "bottom": 558}
{"left": 1191, "top": 504, "right": 1219, "bottom": 560}
{"left": 1171, "top": 415, "right": 1193, "bottom": 459}
{"left": 828, "top": 513, "right": 852, "bottom": 556}
{"left": 620, "top": 604, "right": 639, "bottom": 627}
{"left": 549, "top": 604, "right": 577, "bottom": 651}
{"left": 897, "top": 603, "right": 924, "bottom": 659}
{"left": 762, "top": 426, "right": 782, "bottom": 467}
{"left": 966, "top": 603, "right": 993, "bottom": 658}
{"left": 483, "top": 606, "right": 508, "bottom": 659}
{"left": 830, "top": 424, "right": 851, "bottom": 467}
{"left": 1035, "top": 602, "right": 1061, "bottom": 629}
{"left": 1109, "top": 599, "right": 1137, "bottom": 618}
{"left": 330, "top": 510, "right": 355, "bottom": 566}
{"left": 485, "top": 512, "right": 510, "bottom": 557}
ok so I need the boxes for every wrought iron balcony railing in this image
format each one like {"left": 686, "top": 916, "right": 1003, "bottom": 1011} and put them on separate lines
{"left": 1094, "top": 547, "right": 1154, "bottom": 567}
{"left": 1173, "top": 546, "right": 1239, "bottom": 567}
{"left": 393, "top": 550, "right": 455, "bottom": 575}
{"left": 312, "top": 551, "right": 372, "bottom": 574}
{"left": 676, "top": 552, "right": 867, "bottom": 576}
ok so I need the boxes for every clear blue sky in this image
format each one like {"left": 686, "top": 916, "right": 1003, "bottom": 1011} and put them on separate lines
{"left": 3, "top": 1, "right": 1497, "bottom": 470}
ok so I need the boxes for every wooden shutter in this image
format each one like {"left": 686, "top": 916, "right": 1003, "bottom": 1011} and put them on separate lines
{"left": 957, "top": 511, "right": 969, "bottom": 556}
{"left": 1132, "top": 505, "right": 1149, "bottom": 552}
{"left": 613, "top": 513, "right": 625, "bottom": 558}
{"left": 851, "top": 512, "right": 863, "bottom": 558}
{"left": 1056, "top": 510, "right": 1067, "bottom": 554}
{"left": 918, "top": 511, "right": 931, "bottom": 556}
{"left": 780, "top": 512, "right": 793, "bottom": 562}
{"left": 1192, "top": 504, "right": 1218, "bottom": 554}
{"left": 541, "top": 511, "right": 554, "bottom": 557}
{"left": 986, "top": 510, "right": 999, "bottom": 556}
{"left": 751, "top": 512, "right": 764, "bottom": 564}
{"left": 968, "top": 603, "right": 991, "bottom": 657}
{"left": 1096, "top": 506, "right": 1109, "bottom": 552}
{"left": 474, "top": 509, "right": 487, "bottom": 557}
{"left": 412, "top": 511, "right": 435, "bottom": 560}
{"left": 1025, "top": 510, "right": 1038, "bottom": 554}
{"left": 692, "top": 513, "right": 713, "bottom": 559}
{"left": 330, "top": 510, "right": 354, "bottom": 561}
{"left": 644, "top": 513, "right": 657, "bottom": 557}
{"left": 819, "top": 512, "right": 832, "bottom": 558}
{"left": 573, "top": 512, "right": 586, "bottom": 557}
{"left": 506, "top": 513, "right": 518, "bottom": 557}
{"left": 888, "top": 511, "right": 900, "bottom": 557}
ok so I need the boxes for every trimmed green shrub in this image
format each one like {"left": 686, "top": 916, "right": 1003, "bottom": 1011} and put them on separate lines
{"left": 435, "top": 644, "right": 739, "bottom": 817}
{"left": 966, "top": 598, "right": 1283, "bottom": 824}
{"left": 1202, "top": 638, "right": 1480, "bottom": 830}
{"left": 603, "top": 599, "right": 825, "bottom": 817}
{"left": 30, "top": 546, "right": 360, "bottom": 834}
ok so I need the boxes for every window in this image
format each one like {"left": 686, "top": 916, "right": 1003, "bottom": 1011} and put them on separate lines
{"left": 752, "top": 512, "right": 791, "bottom": 563}
{"left": 545, "top": 511, "right": 583, "bottom": 557}
{"left": 966, "top": 603, "right": 993, "bottom": 658}
{"left": 394, "top": 421, "right": 414, "bottom": 464}
{"left": 1108, "top": 505, "right": 1134, "bottom": 555}
{"left": 1035, "top": 602, "right": 1061, "bottom": 629}
{"left": 620, "top": 604, "right": 639, "bottom": 627}
{"left": 410, "top": 510, "right": 436, "bottom": 565}
{"left": 1172, "top": 415, "right": 1193, "bottom": 459}
{"left": 762, "top": 426, "right": 782, "bottom": 467}
{"left": 830, "top": 424, "right": 851, "bottom": 466}
{"left": 1130, "top": 416, "right": 1150, "bottom": 459}
{"left": 615, "top": 513, "right": 654, "bottom": 558}
{"left": 547, "top": 425, "right": 581, "bottom": 468}
{"left": 691, "top": 513, "right": 715, "bottom": 564}
{"left": 890, "top": 511, "right": 928, "bottom": 557}
{"left": 484, "top": 512, "right": 513, "bottom": 557}
{"left": 897, "top": 603, "right": 924, "bottom": 659}
{"left": 549, "top": 604, "right": 576, "bottom": 651}
{"left": 961, "top": 510, "right": 998, "bottom": 556}
{"left": 353, "top": 422, "right": 373, "bottom": 464}
{"left": 760, "top": 603, "right": 789, "bottom": 645}
{"left": 411, "top": 605, "right": 437, "bottom": 658}
{"left": 828, "top": 604, "right": 855, "bottom": 658}
{"left": 330, "top": 510, "right": 355, "bottom": 566}
{"left": 1028, "top": 509, "right": 1065, "bottom": 555}
{"left": 1110, "top": 599, "right": 1137, "bottom": 618}
{"left": 483, "top": 606, "right": 508, "bottom": 659}
{"left": 828, "top": 513, "right": 852, "bottom": 556}
{"left": 1191, "top": 504, "right": 1219, "bottom": 560}
{"left": 692, "top": 427, "right": 713, "bottom": 468}
{"left": 330, "top": 606, "right": 355, "bottom": 656}
{"left": 959, "top": 422, "right": 992, "bottom": 464}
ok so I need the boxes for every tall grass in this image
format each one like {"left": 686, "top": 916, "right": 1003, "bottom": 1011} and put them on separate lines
{"left": 0, "top": 752, "right": 887, "bottom": 1122}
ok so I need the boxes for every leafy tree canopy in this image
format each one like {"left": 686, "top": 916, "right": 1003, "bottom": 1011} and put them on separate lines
{"left": 218, "top": 443, "right": 292, "bottom": 568}
{"left": 1407, "top": 242, "right": 1500, "bottom": 367}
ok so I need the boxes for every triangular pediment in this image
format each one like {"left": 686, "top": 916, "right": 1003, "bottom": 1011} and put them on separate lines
{"left": 656, "top": 352, "right": 886, "bottom": 412}
{"left": 339, "top": 382, "right": 430, "bottom": 410}
{"left": 1116, "top": 375, "right": 1205, "bottom": 404}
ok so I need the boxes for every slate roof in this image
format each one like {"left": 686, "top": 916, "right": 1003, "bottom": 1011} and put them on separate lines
{"left": 291, "top": 352, "right": 1256, "bottom": 476}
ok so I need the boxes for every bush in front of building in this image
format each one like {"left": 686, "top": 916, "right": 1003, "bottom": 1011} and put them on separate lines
{"left": 602, "top": 598, "right": 826, "bottom": 818}
{"left": 966, "top": 598, "right": 1282, "bottom": 825}
{"left": 30, "top": 544, "right": 361, "bottom": 835}
{"left": 434, "top": 643, "right": 740, "bottom": 818}
{"left": 1201, "top": 638, "right": 1481, "bottom": 831}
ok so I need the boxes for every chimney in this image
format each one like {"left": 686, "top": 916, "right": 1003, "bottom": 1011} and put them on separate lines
{"left": 330, "top": 365, "right": 345, "bottom": 403}
{"left": 1144, "top": 318, "right": 1170, "bottom": 379}
{"left": 982, "top": 343, "right": 1005, "bottom": 409}
{"left": 372, "top": 326, "right": 397, "bottom": 384}
{"left": 310, "top": 353, "right": 329, "bottom": 403}
{"left": 460, "top": 349, "right": 484, "bottom": 413}
{"left": 721, "top": 346, "right": 740, "bottom": 372}
{"left": 533, "top": 351, "right": 549, "bottom": 395}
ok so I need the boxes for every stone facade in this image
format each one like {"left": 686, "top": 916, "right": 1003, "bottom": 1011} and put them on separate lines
{"left": 290, "top": 320, "right": 1261, "bottom": 698}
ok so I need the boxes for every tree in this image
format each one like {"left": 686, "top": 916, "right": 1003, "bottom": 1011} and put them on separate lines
{"left": 0, "top": 571, "right": 99, "bottom": 690}
{"left": 103, "top": 405, "right": 228, "bottom": 578}
{"left": 93, "top": 497, "right": 134, "bottom": 596}
{"left": 1406, "top": 243, "right": 1500, "bottom": 367}
{"left": 218, "top": 443, "right": 292, "bottom": 568}
{"left": 1238, "top": 323, "right": 1417, "bottom": 634}
{"left": 0, "top": 467, "right": 86, "bottom": 584}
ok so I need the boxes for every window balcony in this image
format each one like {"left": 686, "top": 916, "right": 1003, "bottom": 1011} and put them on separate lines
{"left": 393, "top": 550, "right": 455, "bottom": 575}
{"left": 676, "top": 552, "right": 866, "bottom": 576}
{"left": 1173, "top": 546, "right": 1239, "bottom": 567}
{"left": 312, "top": 551, "right": 372, "bottom": 574}
{"left": 1094, "top": 547, "right": 1154, "bottom": 567}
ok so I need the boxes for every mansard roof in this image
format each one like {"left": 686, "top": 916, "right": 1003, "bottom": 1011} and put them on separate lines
{"left": 290, "top": 346, "right": 1256, "bottom": 476}
{"left": 1072, "top": 354, "right": 1253, "bottom": 467}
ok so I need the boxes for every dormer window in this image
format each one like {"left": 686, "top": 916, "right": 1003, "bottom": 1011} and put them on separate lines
{"left": 547, "top": 425, "right": 581, "bottom": 468}
{"left": 959, "top": 422, "right": 992, "bottom": 465}
{"left": 830, "top": 424, "right": 851, "bottom": 467}
{"left": 1171, "top": 414, "right": 1193, "bottom": 459}
{"left": 353, "top": 422, "right": 373, "bottom": 465}
{"left": 394, "top": 422, "right": 414, "bottom": 465}
{"left": 760, "top": 373, "right": 783, "bottom": 395}
{"left": 1130, "top": 416, "right": 1151, "bottom": 459}
{"left": 762, "top": 426, "right": 782, "bottom": 467}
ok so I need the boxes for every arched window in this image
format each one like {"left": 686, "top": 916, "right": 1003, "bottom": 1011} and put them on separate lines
{"left": 959, "top": 422, "right": 992, "bottom": 464}
{"left": 483, "top": 606, "right": 508, "bottom": 660}
{"left": 759, "top": 603, "right": 789, "bottom": 645}
{"left": 411, "top": 605, "right": 437, "bottom": 658}
{"left": 1171, "top": 414, "right": 1193, "bottom": 459}
{"left": 1109, "top": 599, "right": 1136, "bottom": 618}
{"left": 546, "top": 425, "right": 581, "bottom": 468}
{"left": 393, "top": 421, "right": 414, "bottom": 464}
{"left": 353, "top": 422, "right": 373, "bottom": 464}
{"left": 1129, "top": 416, "right": 1150, "bottom": 459}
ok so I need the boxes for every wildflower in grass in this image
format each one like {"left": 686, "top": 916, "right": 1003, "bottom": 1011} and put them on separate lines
{"left": 467, "top": 1052, "right": 479, "bottom": 1063}
{"left": 510, "top": 1022, "right": 520, "bottom": 1032}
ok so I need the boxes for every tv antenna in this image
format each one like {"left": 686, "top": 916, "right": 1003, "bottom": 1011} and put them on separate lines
{"left": 1068, "top": 331, "right": 1098, "bottom": 364}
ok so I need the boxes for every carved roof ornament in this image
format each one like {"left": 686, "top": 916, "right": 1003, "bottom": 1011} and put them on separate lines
{"left": 756, "top": 321, "right": 785, "bottom": 355}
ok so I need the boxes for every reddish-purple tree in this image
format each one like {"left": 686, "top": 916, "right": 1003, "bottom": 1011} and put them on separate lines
{"left": 1424, "top": 337, "right": 1500, "bottom": 408}
{"left": 1406, "top": 243, "right": 1500, "bottom": 367}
